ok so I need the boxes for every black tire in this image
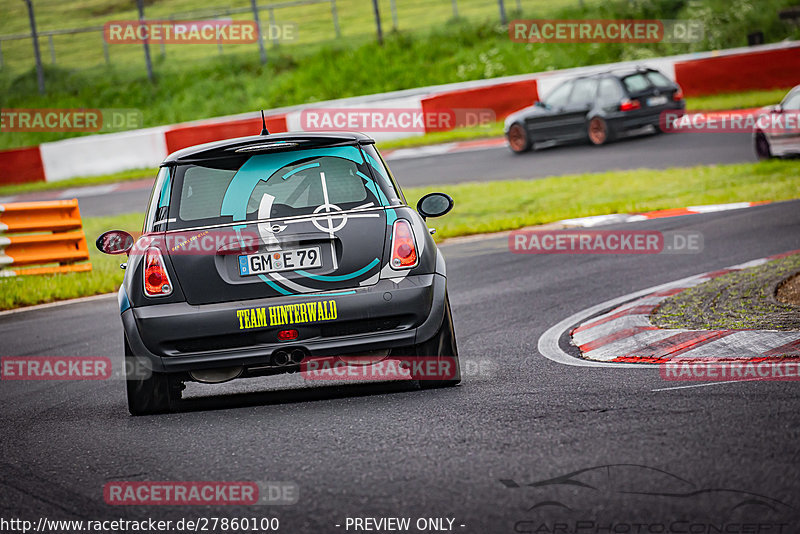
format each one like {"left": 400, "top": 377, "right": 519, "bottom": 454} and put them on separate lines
{"left": 507, "top": 123, "right": 531, "bottom": 154}
{"left": 125, "top": 337, "right": 175, "bottom": 416}
{"left": 755, "top": 131, "right": 772, "bottom": 160}
{"left": 587, "top": 116, "right": 615, "bottom": 145}
{"left": 415, "top": 295, "right": 461, "bottom": 389}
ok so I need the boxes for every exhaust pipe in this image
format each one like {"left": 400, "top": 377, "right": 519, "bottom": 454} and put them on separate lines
{"left": 272, "top": 350, "right": 290, "bottom": 366}
{"left": 290, "top": 349, "right": 306, "bottom": 365}
{"left": 189, "top": 367, "right": 242, "bottom": 384}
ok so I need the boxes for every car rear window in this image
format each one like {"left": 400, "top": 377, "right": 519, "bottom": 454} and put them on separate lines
{"left": 645, "top": 71, "right": 673, "bottom": 89}
{"left": 621, "top": 74, "right": 651, "bottom": 93}
{"left": 160, "top": 145, "right": 398, "bottom": 230}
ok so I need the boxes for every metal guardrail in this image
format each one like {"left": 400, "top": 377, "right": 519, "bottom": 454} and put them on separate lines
{"left": 0, "top": 199, "right": 92, "bottom": 276}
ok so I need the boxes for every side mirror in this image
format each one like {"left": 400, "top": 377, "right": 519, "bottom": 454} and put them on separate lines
{"left": 416, "top": 192, "right": 454, "bottom": 220}
{"left": 774, "top": 104, "right": 783, "bottom": 113}
{"left": 96, "top": 230, "right": 134, "bottom": 255}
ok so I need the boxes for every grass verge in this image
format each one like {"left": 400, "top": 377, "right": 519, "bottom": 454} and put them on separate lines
{"left": 0, "top": 212, "right": 142, "bottom": 310}
{"left": 378, "top": 122, "right": 505, "bottom": 150}
{"left": 651, "top": 253, "right": 800, "bottom": 331}
{"left": 405, "top": 159, "right": 800, "bottom": 240}
{"left": 3, "top": 159, "right": 798, "bottom": 310}
{"left": 685, "top": 88, "right": 792, "bottom": 112}
{"left": 2, "top": 0, "right": 799, "bottom": 151}
{"left": 2, "top": 82, "right": 790, "bottom": 197}
{"left": 0, "top": 168, "right": 157, "bottom": 197}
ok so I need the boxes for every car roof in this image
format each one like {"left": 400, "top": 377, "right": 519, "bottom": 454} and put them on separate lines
{"left": 162, "top": 131, "right": 376, "bottom": 164}
{"left": 569, "top": 66, "right": 663, "bottom": 82}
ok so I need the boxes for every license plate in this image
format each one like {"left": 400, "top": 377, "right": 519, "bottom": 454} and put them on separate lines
{"left": 238, "top": 247, "right": 322, "bottom": 276}
{"left": 648, "top": 96, "right": 668, "bottom": 107}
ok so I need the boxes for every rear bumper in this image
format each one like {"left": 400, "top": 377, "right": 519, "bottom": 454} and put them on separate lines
{"left": 122, "top": 273, "right": 448, "bottom": 373}
{"left": 617, "top": 102, "right": 685, "bottom": 131}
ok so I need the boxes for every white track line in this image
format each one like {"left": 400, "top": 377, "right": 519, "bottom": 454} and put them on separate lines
{"left": 652, "top": 378, "right": 766, "bottom": 392}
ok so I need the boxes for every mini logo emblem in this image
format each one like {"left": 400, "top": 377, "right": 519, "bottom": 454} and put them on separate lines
{"left": 270, "top": 224, "right": 286, "bottom": 233}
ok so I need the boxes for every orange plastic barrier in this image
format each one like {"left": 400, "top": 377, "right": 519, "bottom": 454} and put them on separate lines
{"left": 0, "top": 146, "right": 47, "bottom": 185}
{"left": 165, "top": 114, "right": 288, "bottom": 154}
{"left": 675, "top": 47, "right": 800, "bottom": 97}
{"left": 0, "top": 199, "right": 92, "bottom": 276}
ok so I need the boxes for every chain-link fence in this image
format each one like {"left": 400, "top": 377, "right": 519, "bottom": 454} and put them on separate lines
{"left": 0, "top": 0, "right": 592, "bottom": 75}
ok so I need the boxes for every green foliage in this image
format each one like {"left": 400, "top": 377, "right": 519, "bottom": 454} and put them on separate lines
{"left": 1, "top": 0, "right": 798, "bottom": 151}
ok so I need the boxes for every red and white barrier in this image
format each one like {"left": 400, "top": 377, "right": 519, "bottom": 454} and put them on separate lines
{"left": 1, "top": 41, "right": 798, "bottom": 185}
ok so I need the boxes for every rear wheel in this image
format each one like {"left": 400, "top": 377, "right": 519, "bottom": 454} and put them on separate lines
{"left": 755, "top": 132, "right": 772, "bottom": 160}
{"left": 415, "top": 295, "right": 461, "bottom": 389}
{"left": 125, "top": 337, "right": 177, "bottom": 415}
{"left": 588, "top": 117, "right": 614, "bottom": 145}
{"left": 507, "top": 123, "right": 531, "bottom": 154}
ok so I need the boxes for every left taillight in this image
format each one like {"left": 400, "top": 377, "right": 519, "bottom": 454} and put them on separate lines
{"left": 619, "top": 99, "right": 641, "bottom": 112}
{"left": 390, "top": 219, "right": 418, "bottom": 270}
{"left": 143, "top": 247, "right": 173, "bottom": 297}
{"left": 672, "top": 87, "right": 684, "bottom": 101}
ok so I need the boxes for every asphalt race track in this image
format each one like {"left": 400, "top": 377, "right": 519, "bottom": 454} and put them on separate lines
{"left": 2, "top": 199, "right": 799, "bottom": 529}
{"left": 4, "top": 131, "right": 756, "bottom": 217}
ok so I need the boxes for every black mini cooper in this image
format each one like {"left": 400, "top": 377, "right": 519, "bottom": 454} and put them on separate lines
{"left": 98, "top": 131, "right": 459, "bottom": 415}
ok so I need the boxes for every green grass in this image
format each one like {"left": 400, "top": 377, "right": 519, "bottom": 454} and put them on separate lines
{"left": 0, "top": 212, "right": 142, "bottom": 310}
{"left": 0, "top": 0, "right": 593, "bottom": 71}
{"left": 3, "top": 159, "right": 798, "bottom": 310}
{"left": 404, "top": 159, "right": 800, "bottom": 240}
{"left": 2, "top": 0, "right": 799, "bottom": 153}
{"left": 378, "top": 122, "right": 505, "bottom": 150}
{"left": 651, "top": 253, "right": 800, "bottom": 331}
{"left": 685, "top": 88, "right": 793, "bottom": 112}
{"left": 0, "top": 167, "right": 156, "bottom": 196}
{"left": 0, "top": 79, "right": 792, "bottom": 197}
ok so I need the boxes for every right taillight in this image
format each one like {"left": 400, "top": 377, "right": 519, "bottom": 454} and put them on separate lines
{"left": 390, "top": 219, "right": 418, "bottom": 270}
{"left": 619, "top": 99, "right": 641, "bottom": 112}
{"left": 672, "top": 87, "right": 684, "bottom": 101}
{"left": 143, "top": 247, "right": 173, "bottom": 297}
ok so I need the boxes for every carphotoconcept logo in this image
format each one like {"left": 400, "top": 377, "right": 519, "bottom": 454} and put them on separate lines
{"left": 509, "top": 19, "right": 704, "bottom": 43}
{"left": 509, "top": 230, "right": 703, "bottom": 255}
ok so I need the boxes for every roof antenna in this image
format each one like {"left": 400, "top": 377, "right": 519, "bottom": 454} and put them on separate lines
{"left": 259, "top": 110, "right": 269, "bottom": 135}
